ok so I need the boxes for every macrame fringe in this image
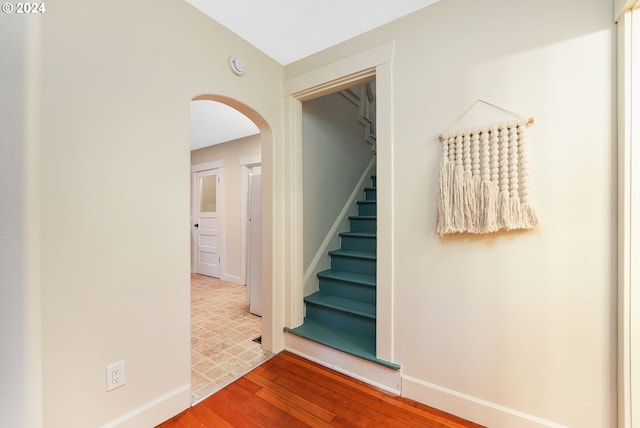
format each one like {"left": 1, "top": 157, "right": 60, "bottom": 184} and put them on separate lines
{"left": 436, "top": 120, "right": 538, "bottom": 236}
{"left": 520, "top": 203, "right": 538, "bottom": 229}
{"left": 498, "top": 190, "right": 510, "bottom": 229}
{"left": 508, "top": 196, "right": 521, "bottom": 230}
{"left": 436, "top": 159, "right": 451, "bottom": 234}
{"left": 452, "top": 164, "right": 465, "bottom": 231}
{"left": 478, "top": 180, "right": 497, "bottom": 233}
{"left": 463, "top": 171, "right": 477, "bottom": 232}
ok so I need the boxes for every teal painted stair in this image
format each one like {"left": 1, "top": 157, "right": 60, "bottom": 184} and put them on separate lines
{"left": 285, "top": 175, "right": 400, "bottom": 370}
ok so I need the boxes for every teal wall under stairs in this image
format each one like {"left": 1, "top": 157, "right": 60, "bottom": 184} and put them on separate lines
{"left": 285, "top": 176, "right": 400, "bottom": 370}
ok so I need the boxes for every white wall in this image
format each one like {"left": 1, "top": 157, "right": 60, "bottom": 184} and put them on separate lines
{"left": 302, "top": 90, "right": 375, "bottom": 271}
{"left": 0, "top": 14, "right": 41, "bottom": 428}
{"left": 191, "top": 134, "right": 262, "bottom": 283}
{"left": 285, "top": 0, "right": 616, "bottom": 427}
{"left": 0, "top": 17, "right": 27, "bottom": 427}
{"left": 32, "top": 1, "right": 283, "bottom": 427}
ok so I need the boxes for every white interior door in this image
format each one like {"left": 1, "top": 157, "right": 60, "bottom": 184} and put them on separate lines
{"left": 247, "top": 172, "right": 262, "bottom": 315}
{"left": 195, "top": 169, "right": 220, "bottom": 278}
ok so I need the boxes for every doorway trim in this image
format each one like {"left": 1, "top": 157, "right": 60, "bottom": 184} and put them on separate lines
{"left": 240, "top": 154, "right": 262, "bottom": 285}
{"left": 617, "top": 8, "right": 640, "bottom": 427}
{"left": 282, "top": 41, "right": 396, "bottom": 363}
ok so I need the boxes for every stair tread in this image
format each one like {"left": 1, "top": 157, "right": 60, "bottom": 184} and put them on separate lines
{"left": 317, "top": 269, "right": 376, "bottom": 286}
{"left": 328, "top": 249, "right": 376, "bottom": 260}
{"left": 291, "top": 175, "right": 388, "bottom": 370}
{"left": 305, "top": 292, "right": 376, "bottom": 318}
{"left": 284, "top": 319, "right": 400, "bottom": 370}
{"left": 339, "top": 231, "right": 376, "bottom": 238}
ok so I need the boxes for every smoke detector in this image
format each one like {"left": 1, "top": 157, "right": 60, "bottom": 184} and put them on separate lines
{"left": 228, "top": 56, "right": 245, "bottom": 76}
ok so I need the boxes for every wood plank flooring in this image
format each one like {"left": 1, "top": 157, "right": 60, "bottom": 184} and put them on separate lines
{"left": 157, "top": 351, "right": 484, "bottom": 428}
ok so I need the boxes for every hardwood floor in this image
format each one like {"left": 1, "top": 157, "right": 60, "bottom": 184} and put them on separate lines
{"left": 158, "top": 351, "right": 484, "bottom": 428}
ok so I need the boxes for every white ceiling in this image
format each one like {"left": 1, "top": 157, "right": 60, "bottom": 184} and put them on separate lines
{"left": 187, "top": 0, "right": 441, "bottom": 150}
{"left": 185, "top": 0, "right": 440, "bottom": 65}
{"left": 190, "top": 100, "right": 260, "bottom": 151}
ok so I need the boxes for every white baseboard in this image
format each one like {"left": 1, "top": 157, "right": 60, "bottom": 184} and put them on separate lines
{"left": 99, "top": 384, "right": 191, "bottom": 428}
{"left": 285, "top": 333, "right": 401, "bottom": 394}
{"left": 222, "top": 274, "right": 243, "bottom": 284}
{"left": 401, "top": 375, "right": 568, "bottom": 428}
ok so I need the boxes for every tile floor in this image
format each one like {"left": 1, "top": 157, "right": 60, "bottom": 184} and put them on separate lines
{"left": 190, "top": 273, "right": 273, "bottom": 402}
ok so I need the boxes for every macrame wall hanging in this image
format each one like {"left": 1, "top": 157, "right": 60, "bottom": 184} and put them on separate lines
{"left": 436, "top": 100, "right": 538, "bottom": 236}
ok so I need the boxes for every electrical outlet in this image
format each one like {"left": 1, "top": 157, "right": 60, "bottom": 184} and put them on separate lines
{"left": 106, "top": 360, "right": 125, "bottom": 391}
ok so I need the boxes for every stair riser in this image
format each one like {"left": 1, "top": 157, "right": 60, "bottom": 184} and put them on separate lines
{"left": 364, "top": 188, "right": 376, "bottom": 201}
{"left": 349, "top": 218, "right": 376, "bottom": 234}
{"left": 292, "top": 174, "right": 382, "bottom": 368}
{"left": 318, "top": 278, "right": 376, "bottom": 304}
{"left": 357, "top": 202, "right": 377, "bottom": 216}
{"left": 305, "top": 304, "right": 375, "bottom": 339}
{"left": 340, "top": 235, "right": 376, "bottom": 253}
{"left": 331, "top": 255, "right": 376, "bottom": 276}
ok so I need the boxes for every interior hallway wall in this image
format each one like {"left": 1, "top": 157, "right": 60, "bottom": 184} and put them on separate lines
{"left": 302, "top": 90, "right": 375, "bottom": 292}
{"left": 35, "top": 0, "right": 283, "bottom": 427}
{"left": 191, "top": 133, "right": 262, "bottom": 283}
{"left": 0, "top": 14, "right": 41, "bottom": 428}
{"left": 285, "top": 0, "right": 616, "bottom": 426}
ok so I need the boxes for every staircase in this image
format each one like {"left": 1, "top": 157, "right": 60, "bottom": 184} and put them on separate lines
{"left": 285, "top": 175, "right": 399, "bottom": 370}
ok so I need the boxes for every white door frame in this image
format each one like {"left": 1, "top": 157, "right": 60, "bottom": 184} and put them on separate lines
{"left": 191, "top": 159, "right": 224, "bottom": 276}
{"left": 617, "top": 7, "right": 640, "bottom": 428}
{"left": 282, "top": 41, "right": 395, "bottom": 363}
{"left": 240, "top": 154, "right": 261, "bottom": 285}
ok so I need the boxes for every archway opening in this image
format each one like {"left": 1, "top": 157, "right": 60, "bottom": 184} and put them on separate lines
{"left": 188, "top": 94, "right": 273, "bottom": 403}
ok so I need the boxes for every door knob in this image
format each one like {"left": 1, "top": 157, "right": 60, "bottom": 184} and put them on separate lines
{"left": 194, "top": 224, "right": 199, "bottom": 228}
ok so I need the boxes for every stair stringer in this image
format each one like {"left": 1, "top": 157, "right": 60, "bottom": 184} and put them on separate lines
{"left": 302, "top": 156, "right": 377, "bottom": 297}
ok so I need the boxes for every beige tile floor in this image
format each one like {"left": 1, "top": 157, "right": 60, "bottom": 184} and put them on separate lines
{"left": 190, "top": 273, "right": 273, "bottom": 402}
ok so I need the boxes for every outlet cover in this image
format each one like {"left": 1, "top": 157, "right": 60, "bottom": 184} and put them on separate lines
{"left": 106, "top": 360, "right": 125, "bottom": 391}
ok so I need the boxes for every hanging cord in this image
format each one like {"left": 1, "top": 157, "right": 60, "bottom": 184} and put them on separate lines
{"left": 439, "top": 99, "right": 534, "bottom": 141}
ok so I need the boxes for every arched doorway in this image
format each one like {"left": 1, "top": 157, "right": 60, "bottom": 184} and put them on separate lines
{"left": 189, "top": 94, "right": 273, "bottom": 402}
